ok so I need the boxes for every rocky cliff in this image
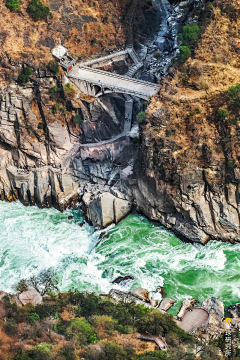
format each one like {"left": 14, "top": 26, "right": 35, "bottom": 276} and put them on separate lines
{"left": 134, "top": 0, "right": 240, "bottom": 244}
{"left": 3, "top": 0, "right": 240, "bottom": 245}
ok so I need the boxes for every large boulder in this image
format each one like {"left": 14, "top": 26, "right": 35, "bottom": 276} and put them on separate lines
{"left": 158, "top": 298, "right": 176, "bottom": 312}
{"left": 130, "top": 288, "right": 150, "bottom": 302}
{"left": 201, "top": 297, "right": 224, "bottom": 318}
{"left": 86, "top": 192, "right": 132, "bottom": 229}
{"left": 177, "top": 299, "right": 197, "bottom": 319}
{"left": 19, "top": 289, "right": 43, "bottom": 306}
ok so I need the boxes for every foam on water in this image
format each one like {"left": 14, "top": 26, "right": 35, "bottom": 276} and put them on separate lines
{"left": 0, "top": 201, "right": 240, "bottom": 313}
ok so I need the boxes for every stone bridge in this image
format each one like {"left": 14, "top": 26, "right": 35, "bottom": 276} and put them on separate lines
{"left": 68, "top": 65, "right": 160, "bottom": 100}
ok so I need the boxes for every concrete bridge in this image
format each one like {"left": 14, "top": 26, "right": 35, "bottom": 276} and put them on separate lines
{"left": 68, "top": 65, "right": 160, "bottom": 100}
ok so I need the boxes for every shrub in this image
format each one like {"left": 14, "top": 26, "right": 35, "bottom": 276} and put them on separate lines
{"left": 165, "top": 129, "right": 172, "bottom": 137}
{"left": 29, "top": 343, "right": 52, "bottom": 360}
{"left": 28, "top": 312, "right": 40, "bottom": 323}
{"left": 27, "top": 0, "right": 50, "bottom": 21}
{"left": 100, "top": 341, "right": 131, "bottom": 360}
{"left": 91, "top": 37, "right": 97, "bottom": 45}
{"left": 216, "top": 109, "right": 229, "bottom": 122}
{"left": 4, "top": 319, "right": 18, "bottom": 336}
{"left": 64, "top": 82, "right": 75, "bottom": 93}
{"left": 16, "top": 279, "right": 28, "bottom": 294}
{"left": 230, "top": 118, "right": 238, "bottom": 125}
{"left": 136, "top": 112, "right": 146, "bottom": 123}
{"left": 228, "top": 84, "right": 240, "bottom": 108}
{"left": 178, "top": 46, "right": 191, "bottom": 63}
{"left": 17, "top": 74, "right": 30, "bottom": 84}
{"left": 6, "top": 0, "right": 19, "bottom": 11}
{"left": 23, "top": 66, "right": 32, "bottom": 76}
{"left": 195, "top": 108, "right": 201, "bottom": 114}
{"left": 66, "top": 317, "right": 96, "bottom": 345}
{"left": 134, "top": 351, "right": 168, "bottom": 360}
{"left": 73, "top": 114, "right": 83, "bottom": 125}
{"left": 59, "top": 343, "right": 77, "bottom": 360}
{"left": 178, "top": 23, "right": 201, "bottom": 47}
{"left": 38, "top": 122, "right": 44, "bottom": 129}
{"left": 52, "top": 103, "right": 61, "bottom": 114}
{"left": 93, "top": 315, "right": 118, "bottom": 336}
{"left": 136, "top": 309, "right": 191, "bottom": 340}
{"left": 49, "top": 86, "right": 60, "bottom": 100}
{"left": 228, "top": 159, "right": 235, "bottom": 168}
{"left": 48, "top": 60, "right": 59, "bottom": 74}
{"left": 33, "top": 304, "right": 58, "bottom": 319}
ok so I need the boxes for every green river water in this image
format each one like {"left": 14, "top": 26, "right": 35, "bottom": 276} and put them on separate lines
{"left": 1, "top": 201, "right": 240, "bottom": 314}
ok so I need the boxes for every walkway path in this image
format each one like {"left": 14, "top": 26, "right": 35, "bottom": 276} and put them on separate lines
{"left": 175, "top": 308, "right": 209, "bottom": 333}
{"left": 62, "top": 132, "right": 130, "bottom": 167}
{"left": 139, "top": 334, "right": 167, "bottom": 350}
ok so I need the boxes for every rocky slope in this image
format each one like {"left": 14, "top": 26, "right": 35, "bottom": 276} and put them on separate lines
{"left": 134, "top": 0, "right": 240, "bottom": 244}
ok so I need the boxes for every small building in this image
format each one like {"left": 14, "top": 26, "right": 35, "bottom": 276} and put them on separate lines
{"left": 52, "top": 45, "right": 76, "bottom": 72}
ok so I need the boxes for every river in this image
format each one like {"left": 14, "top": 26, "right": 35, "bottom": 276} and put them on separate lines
{"left": 1, "top": 201, "right": 240, "bottom": 313}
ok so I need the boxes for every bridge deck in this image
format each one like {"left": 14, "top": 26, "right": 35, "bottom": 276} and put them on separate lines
{"left": 68, "top": 66, "right": 160, "bottom": 99}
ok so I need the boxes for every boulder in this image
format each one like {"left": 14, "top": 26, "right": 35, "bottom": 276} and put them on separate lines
{"left": 130, "top": 287, "right": 150, "bottom": 302}
{"left": 158, "top": 298, "right": 176, "bottom": 312}
{"left": 228, "top": 303, "right": 240, "bottom": 319}
{"left": 177, "top": 299, "right": 197, "bottom": 319}
{"left": 111, "top": 275, "right": 134, "bottom": 284}
{"left": 108, "top": 289, "right": 145, "bottom": 305}
{"left": 19, "top": 289, "right": 43, "bottom": 306}
{"left": 150, "top": 299, "right": 159, "bottom": 307}
{"left": 201, "top": 297, "right": 224, "bottom": 318}
{"left": 86, "top": 192, "right": 132, "bottom": 229}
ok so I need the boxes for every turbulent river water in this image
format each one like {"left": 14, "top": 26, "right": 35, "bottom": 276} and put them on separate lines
{"left": 1, "top": 201, "right": 240, "bottom": 313}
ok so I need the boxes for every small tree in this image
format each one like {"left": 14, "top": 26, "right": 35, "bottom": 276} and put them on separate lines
{"left": 178, "top": 23, "right": 201, "bottom": 47}
{"left": 15, "top": 279, "right": 28, "bottom": 294}
{"left": 216, "top": 109, "right": 229, "bottom": 122}
{"left": 6, "top": 0, "right": 19, "bottom": 11}
{"left": 27, "top": 0, "right": 50, "bottom": 21}
{"left": 48, "top": 60, "right": 59, "bottom": 74}
{"left": 28, "top": 269, "right": 59, "bottom": 296}
{"left": 228, "top": 84, "right": 240, "bottom": 107}
{"left": 23, "top": 66, "right": 32, "bottom": 76}
{"left": 17, "top": 74, "right": 30, "bottom": 84}
{"left": 178, "top": 46, "right": 191, "bottom": 63}
{"left": 73, "top": 114, "right": 83, "bottom": 125}
{"left": 91, "top": 37, "right": 97, "bottom": 45}
{"left": 136, "top": 112, "right": 146, "bottom": 123}
{"left": 52, "top": 103, "right": 61, "bottom": 114}
{"left": 49, "top": 86, "right": 60, "bottom": 100}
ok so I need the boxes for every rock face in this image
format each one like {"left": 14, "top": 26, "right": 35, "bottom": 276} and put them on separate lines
{"left": 130, "top": 287, "right": 150, "bottom": 302}
{"left": 85, "top": 192, "right": 132, "bottom": 229}
{"left": 158, "top": 298, "right": 176, "bottom": 312}
{"left": 18, "top": 289, "right": 43, "bottom": 306}
{"left": 177, "top": 299, "right": 197, "bottom": 319}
